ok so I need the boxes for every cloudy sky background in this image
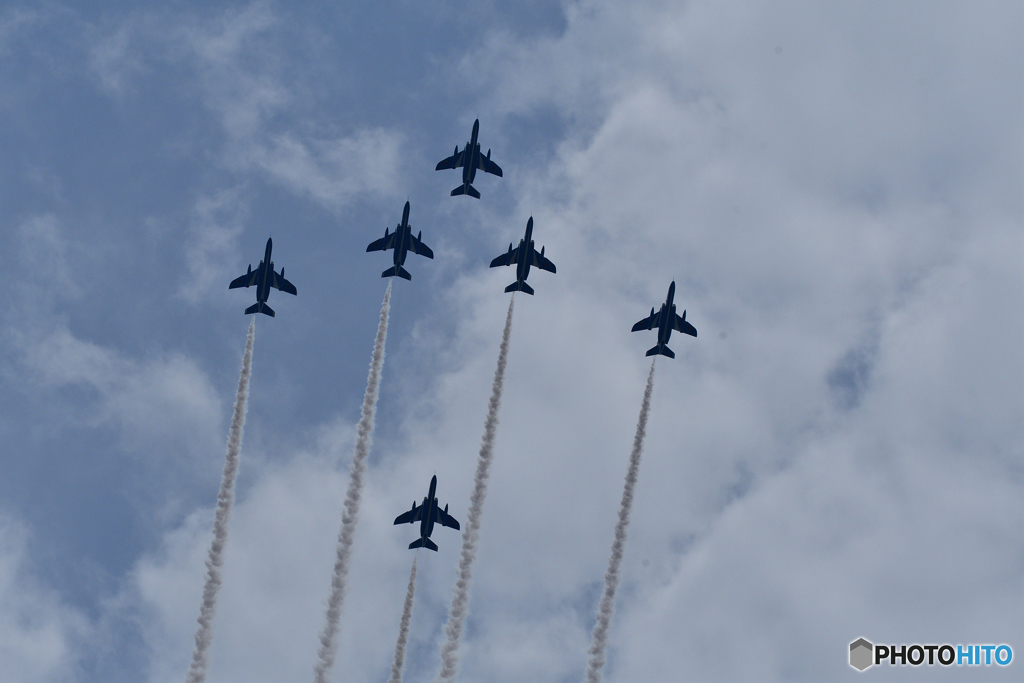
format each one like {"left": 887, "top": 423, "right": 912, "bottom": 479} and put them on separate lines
{"left": 0, "top": 1, "right": 1021, "bottom": 681}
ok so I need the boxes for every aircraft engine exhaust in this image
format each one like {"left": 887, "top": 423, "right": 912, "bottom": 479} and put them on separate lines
{"left": 584, "top": 358, "right": 656, "bottom": 683}
{"left": 436, "top": 295, "right": 516, "bottom": 682}
{"left": 387, "top": 556, "right": 419, "bottom": 683}
{"left": 313, "top": 282, "right": 392, "bottom": 683}
{"left": 185, "top": 317, "right": 256, "bottom": 683}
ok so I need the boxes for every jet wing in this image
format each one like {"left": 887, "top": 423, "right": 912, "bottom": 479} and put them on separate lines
{"left": 479, "top": 154, "right": 503, "bottom": 177}
{"left": 271, "top": 270, "right": 297, "bottom": 296}
{"left": 228, "top": 269, "right": 258, "bottom": 289}
{"left": 394, "top": 502, "right": 423, "bottom": 525}
{"left": 631, "top": 309, "right": 663, "bottom": 332}
{"left": 673, "top": 313, "right": 697, "bottom": 337}
{"left": 366, "top": 231, "right": 397, "bottom": 253}
{"left": 438, "top": 507, "right": 460, "bottom": 531}
{"left": 410, "top": 233, "right": 434, "bottom": 259}
{"left": 489, "top": 245, "right": 520, "bottom": 268}
{"left": 435, "top": 149, "right": 465, "bottom": 171}
{"left": 530, "top": 251, "right": 556, "bottom": 274}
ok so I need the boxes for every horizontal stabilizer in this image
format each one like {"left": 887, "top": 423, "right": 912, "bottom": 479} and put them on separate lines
{"left": 450, "top": 184, "right": 481, "bottom": 199}
{"left": 408, "top": 537, "right": 438, "bottom": 552}
{"left": 245, "top": 302, "right": 275, "bottom": 317}
{"left": 504, "top": 280, "right": 534, "bottom": 295}
{"left": 382, "top": 265, "right": 412, "bottom": 281}
{"left": 646, "top": 343, "right": 674, "bottom": 359}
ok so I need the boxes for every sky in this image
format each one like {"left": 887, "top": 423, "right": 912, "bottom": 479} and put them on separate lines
{"left": 0, "top": 1, "right": 1021, "bottom": 681}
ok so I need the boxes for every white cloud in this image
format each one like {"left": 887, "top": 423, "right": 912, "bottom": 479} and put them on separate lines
{"left": 88, "top": 20, "right": 149, "bottom": 94}
{"left": 0, "top": 514, "right": 87, "bottom": 683}
{"left": 87, "top": 2, "right": 405, "bottom": 211}
{"left": 29, "top": 1, "right": 1021, "bottom": 680}
{"left": 3, "top": 215, "right": 224, "bottom": 463}
{"left": 393, "top": 1, "right": 1023, "bottom": 679}
{"left": 244, "top": 127, "right": 405, "bottom": 208}
{"left": 14, "top": 325, "right": 224, "bottom": 459}
{"left": 13, "top": 215, "right": 81, "bottom": 304}
{"left": 176, "top": 2, "right": 286, "bottom": 141}
{"left": 178, "top": 187, "right": 249, "bottom": 304}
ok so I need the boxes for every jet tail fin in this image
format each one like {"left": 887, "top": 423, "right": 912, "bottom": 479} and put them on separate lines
{"left": 245, "top": 302, "right": 275, "bottom": 317}
{"left": 646, "top": 343, "right": 674, "bottom": 359}
{"left": 450, "top": 184, "right": 481, "bottom": 199}
{"left": 381, "top": 265, "right": 412, "bottom": 281}
{"left": 504, "top": 280, "right": 534, "bottom": 295}
{"left": 408, "top": 537, "right": 438, "bottom": 552}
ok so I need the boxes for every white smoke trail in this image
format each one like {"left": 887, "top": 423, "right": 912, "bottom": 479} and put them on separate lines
{"left": 185, "top": 317, "right": 256, "bottom": 683}
{"left": 584, "top": 358, "right": 656, "bottom": 683}
{"left": 436, "top": 295, "right": 516, "bottom": 682}
{"left": 387, "top": 556, "right": 419, "bottom": 683}
{"left": 313, "top": 282, "right": 392, "bottom": 683}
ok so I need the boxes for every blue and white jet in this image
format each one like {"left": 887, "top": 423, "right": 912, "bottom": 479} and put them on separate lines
{"left": 631, "top": 281, "right": 697, "bottom": 358}
{"left": 366, "top": 201, "right": 434, "bottom": 280}
{"left": 228, "top": 237, "right": 297, "bottom": 317}
{"left": 489, "top": 216, "right": 556, "bottom": 295}
{"left": 435, "top": 119, "right": 503, "bottom": 199}
{"left": 393, "top": 475, "right": 460, "bottom": 551}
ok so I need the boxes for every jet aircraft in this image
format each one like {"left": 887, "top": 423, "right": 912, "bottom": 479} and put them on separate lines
{"left": 631, "top": 281, "right": 697, "bottom": 358}
{"left": 228, "top": 237, "right": 297, "bottom": 317}
{"left": 435, "top": 119, "right": 503, "bottom": 199}
{"left": 366, "top": 201, "right": 434, "bottom": 280}
{"left": 393, "top": 475, "right": 460, "bottom": 551}
{"left": 489, "top": 216, "right": 556, "bottom": 295}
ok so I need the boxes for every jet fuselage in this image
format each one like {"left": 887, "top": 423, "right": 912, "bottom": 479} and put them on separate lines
{"left": 417, "top": 475, "right": 440, "bottom": 542}
{"left": 389, "top": 201, "right": 415, "bottom": 268}
{"left": 461, "top": 119, "right": 481, "bottom": 188}
{"left": 514, "top": 218, "right": 537, "bottom": 283}
{"left": 657, "top": 281, "right": 677, "bottom": 346}
{"left": 254, "top": 237, "right": 275, "bottom": 307}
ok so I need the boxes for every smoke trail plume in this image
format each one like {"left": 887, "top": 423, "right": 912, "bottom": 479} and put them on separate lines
{"left": 584, "top": 358, "right": 656, "bottom": 683}
{"left": 185, "top": 317, "right": 256, "bottom": 683}
{"left": 313, "top": 282, "right": 392, "bottom": 683}
{"left": 436, "top": 295, "right": 516, "bottom": 682}
{"left": 387, "top": 556, "right": 419, "bottom": 683}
